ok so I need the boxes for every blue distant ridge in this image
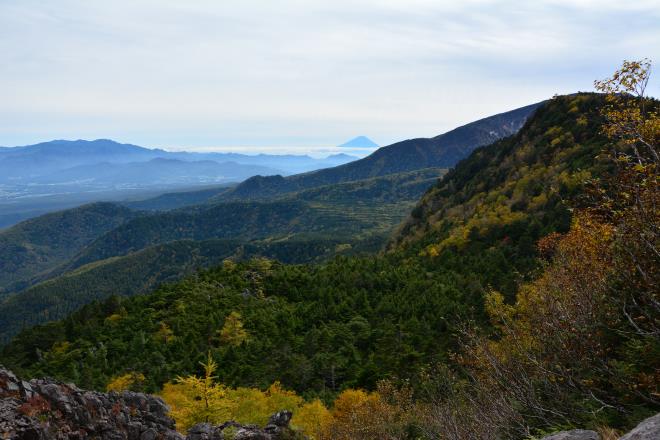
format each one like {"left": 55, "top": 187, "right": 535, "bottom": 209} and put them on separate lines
{"left": 338, "top": 136, "right": 379, "bottom": 148}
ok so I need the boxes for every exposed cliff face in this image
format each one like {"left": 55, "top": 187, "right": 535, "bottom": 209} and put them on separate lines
{"left": 0, "top": 367, "right": 182, "bottom": 439}
{"left": 3, "top": 366, "right": 657, "bottom": 439}
{"left": 0, "top": 368, "right": 299, "bottom": 440}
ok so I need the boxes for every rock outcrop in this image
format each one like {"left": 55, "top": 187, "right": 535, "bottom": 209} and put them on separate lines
{"left": 619, "top": 413, "right": 660, "bottom": 440}
{"left": 186, "top": 411, "right": 298, "bottom": 440}
{"left": 540, "top": 430, "right": 600, "bottom": 440}
{"left": 0, "top": 368, "right": 300, "bottom": 440}
{"left": 540, "top": 413, "right": 660, "bottom": 440}
{"left": 0, "top": 367, "right": 182, "bottom": 439}
{"left": 3, "top": 366, "right": 658, "bottom": 440}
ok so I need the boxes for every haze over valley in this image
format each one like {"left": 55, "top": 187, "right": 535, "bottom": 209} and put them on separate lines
{"left": 0, "top": 1, "right": 658, "bottom": 439}
{"left": 0, "top": 139, "right": 364, "bottom": 228}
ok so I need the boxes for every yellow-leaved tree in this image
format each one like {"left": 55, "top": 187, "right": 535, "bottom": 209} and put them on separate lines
{"left": 219, "top": 311, "right": 249, "bottom": 346}
{"left": 324, "top": 389, "right": 387, "bottom": 440}
{"left": 161, "top": 354, "right": 320, "bottom": 434}
{"left": 419, "top": 59, "right": 659, "bottom": 439}
{"left": 160, "top": 353, "right": 231, "bottom": 431}
{"left": 228, "top": 382, "right": 303, "bottom": 426}
{"left": 291, "top": 399, "right": 333, "bottom": 439}
{"left": 106, "top": 372, "right": 145, "bottom": 392}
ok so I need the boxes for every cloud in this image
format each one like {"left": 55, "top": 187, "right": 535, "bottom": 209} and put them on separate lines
{"left": 1, "top": 0, "right": 658, "bottom": 150}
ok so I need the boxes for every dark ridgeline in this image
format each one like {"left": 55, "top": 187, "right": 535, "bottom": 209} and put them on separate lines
{"left": 0, "top": 99, "right": 541, "bottom": 340}
{"left": 223, "top": 101, "right": 543, "bottom": 200}
{"left": 3, "top": 95, "right": 605, "bottom": 390}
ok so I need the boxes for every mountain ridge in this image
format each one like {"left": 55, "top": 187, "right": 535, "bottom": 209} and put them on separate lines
{"left": 0, "top": 168, "right": 444, "bottom": 341}
{"left": 392, "top": 93, "right": 609, "bottom": 256}
{"left": 0, "top": 96, "right": 607, "bottom": 393}
{"left": 219, "top": 100, "right": 544, "bottom": 201}
{"left": 0, "top": 202, "right": 138, "bottom": 293}
{"left": 60, "top": 168, "right": 445, "bottom": 274}
{"left": 0, "top": 139, "right": 357, "bottom": 175}
{"left": 339, "top": 136, "right": 379, "bottom": 148}
{"left": 0, "top": 139, "right": 359, "bottom": 228}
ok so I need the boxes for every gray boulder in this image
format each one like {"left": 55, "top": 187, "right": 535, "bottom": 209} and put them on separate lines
{"left": 0, "top": 367, "right": 183, "bottom": 440}
{"left": 620, "top": 413, "right": 660, "bottom": 440}
{"left": 266, "top": 411, "right": 292, "bottom": 428}
{"left": 233, "top": 427, "right": 271, "bottom": 440}
{"left": 186, "top": 423, "right": 225, "bottom": 440}
{"left": 185, "top": 412, "right": 299, "bottom": 440}
{"left": 541, "top": 429, "right": 600, "bottom": 440}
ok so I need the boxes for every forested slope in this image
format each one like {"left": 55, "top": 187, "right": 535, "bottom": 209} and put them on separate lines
{"left": 63, "top": 168, "right": 445, "bottom": 272}
{"left": 0, "top": 236, "right": 384, "bottom": 343}
{"left": 0, "top": 203, "right": 138, "bottom": 293}
{"left": 218, "top": 102, "right": 542, "bottom": 201}
{"left": 393, "top": 94, "right": 609, "bottom": 255}
{"left": 0, "top": 169, "right": 443, "bottom": 342}
{"left": 2, "top": 95, "right": 601, "bottom": 394}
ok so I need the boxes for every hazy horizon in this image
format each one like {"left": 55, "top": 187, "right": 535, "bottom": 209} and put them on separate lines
{"left": 0, "top": 136, "right": 379, "bottom": 158}
{"left": 2, "top": 0, "right": 659, "bottom": 154}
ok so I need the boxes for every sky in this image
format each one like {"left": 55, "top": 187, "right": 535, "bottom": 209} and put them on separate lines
{"left": 1, "top": 0, "right": 659, "bottom": 155}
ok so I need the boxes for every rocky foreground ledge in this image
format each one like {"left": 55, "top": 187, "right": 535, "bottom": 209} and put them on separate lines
{"left": 539, "top": 415, "right": 660, "bottom": 440}
{"left": 1, "top": 367, "right": 658, "bottom": 439}
{"left": 0, "top": 368, "right": 298, "bottom": 439}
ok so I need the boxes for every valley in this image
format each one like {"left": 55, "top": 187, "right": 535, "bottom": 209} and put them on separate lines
{"left": 2, "top": 1, "right": 658, "bottom": 437}
{"left": 1, "top": 89, "right": 658, "bottom": 439}
{"left": 0, "top": 139, "right": 360, "bottom": 229}
{"left": 0, "top": 99, "right": 541, "bottom": 340}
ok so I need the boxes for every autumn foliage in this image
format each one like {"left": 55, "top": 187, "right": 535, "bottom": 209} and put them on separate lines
{"left": 106, "top": 372, "right": 146, "bottom": 392}
{"left": 4, "top": 61, "right": 656, "bottom": 440}
{"left": 420, "top": 60, "right": 660, "bottom": 438}
{"left": 160, "top": 356, "right": 419, "bottom": 439}
{"left": 152, "top": 61, "right": 660, "bottom": 439}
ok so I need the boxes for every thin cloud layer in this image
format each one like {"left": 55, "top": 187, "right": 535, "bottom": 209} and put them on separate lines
{"left": 1, "top": 0, "right": 658, "bottom": 151}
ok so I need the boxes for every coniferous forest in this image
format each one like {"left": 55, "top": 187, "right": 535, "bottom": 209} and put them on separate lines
{"left": 1, "top": 60, "right": 658, "bottom": 439}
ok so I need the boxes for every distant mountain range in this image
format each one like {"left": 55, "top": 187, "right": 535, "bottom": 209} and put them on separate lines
{"left": 0, "top": 99, "right": 541, "bottom": 230}
{"left": 0, "top": 97, "right": 554, "bottom": 343}
{"left": 339, "top": 136, "right": 379, "bottom": 148}
{"left": 219, "top": 101, "right": 544, "bottom": 201}
{"left": 0, "top": 140, "right": 359, "bottom": 228}
{"left": 32, "top": 158, "right": 279, "bottom": 186}
{"left": 0, "top": 139, "right": 358, "bottom": 182}
{"left": 0, "top": 94, "right": 620, "bottom": 409}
